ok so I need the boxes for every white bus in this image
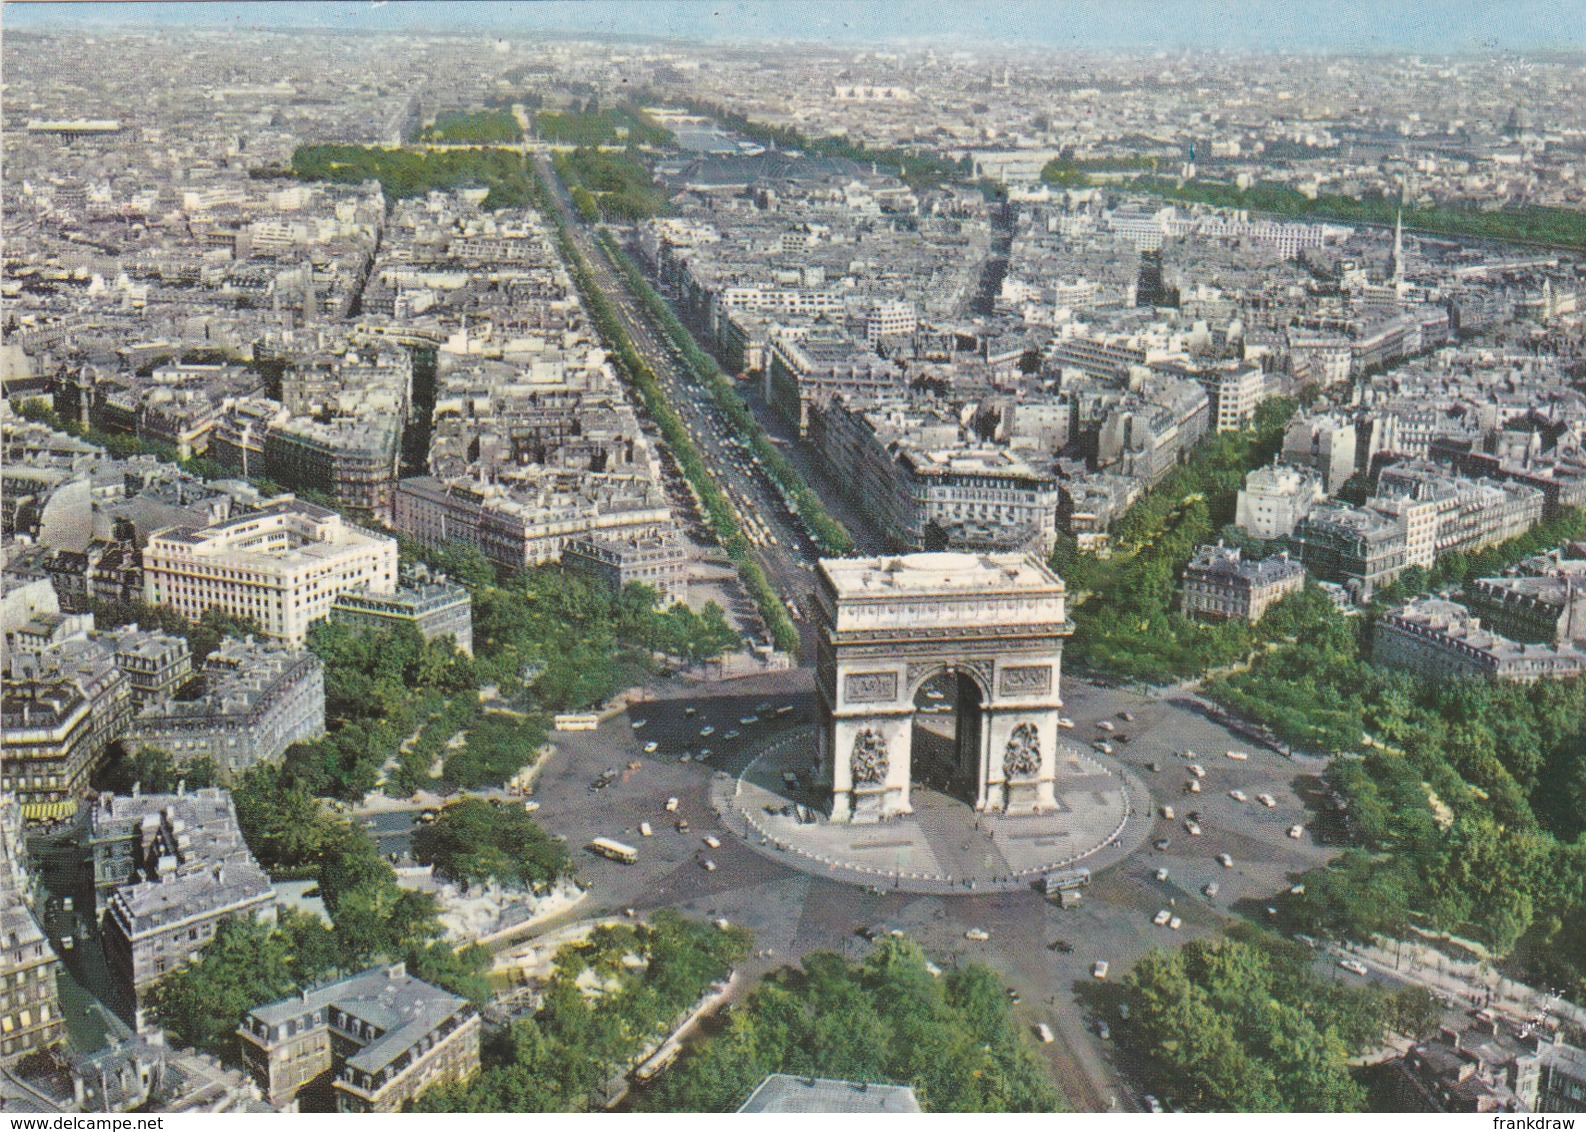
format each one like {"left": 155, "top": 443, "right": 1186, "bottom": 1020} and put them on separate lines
{"left": 589, "top": 837, "right": 638, "bottom": 864}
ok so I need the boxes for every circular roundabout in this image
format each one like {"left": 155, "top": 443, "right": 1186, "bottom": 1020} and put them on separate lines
{"left": 710, "top": 725, "right": 1154, "bottom": 895}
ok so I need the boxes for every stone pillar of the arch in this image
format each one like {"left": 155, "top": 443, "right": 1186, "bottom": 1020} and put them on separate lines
{"left": 826, "top": 708, "right": 914, "bottom": 824}
{"left": 990, "top": 709, "right": 1060, "bottom": 815}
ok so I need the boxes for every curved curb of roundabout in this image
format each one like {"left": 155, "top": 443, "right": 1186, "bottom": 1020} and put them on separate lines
{"left": 709, "top": 725, "right": 1155, "bottom": 896}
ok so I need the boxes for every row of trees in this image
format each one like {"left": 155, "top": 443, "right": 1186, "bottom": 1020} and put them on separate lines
{"left": 417, "top": 110, "right": 523, "bottom": 145}
{"left": 533, "top": 102, "right": 675, "bottom": 148}
{"left": 1201, "top": 577, "right": 1586, "bottom": 993}
{"left": 595, "top": 229, "right": 855, "bottom": 557}
{"left": 1119, "top": 931, "right": 1436, "bottom": 1112}
{"left": 1130, "top": 175, "right": 1586, "bottom": 254}
{"left": 289, "top": 144, "right": 533, "bottom": 210}
{"left": 637, "top": 937, "right": 1060, "bottom": 1112}
{"left": 1053, "top": 397, "right": 1297, "bottom": 682}
{"left": 523, "top": 161, "right": 800, "bottom": 655}
{"left": 553, "top": 148, "right": 671, "bottom": 221}
{"left": 416, "top": 913, "right": 748, "bottom": 1111}
{"left": 649, "top": 95, "right": 964, "bottom": 189}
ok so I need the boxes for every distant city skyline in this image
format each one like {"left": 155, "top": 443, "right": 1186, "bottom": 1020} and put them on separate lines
{"left": 7, "top": 0, "right": 1585, "bottom": 54}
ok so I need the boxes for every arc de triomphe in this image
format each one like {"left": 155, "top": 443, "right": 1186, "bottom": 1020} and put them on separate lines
{"left": 813, "top": 552, "right": 1072, "bottom": 823}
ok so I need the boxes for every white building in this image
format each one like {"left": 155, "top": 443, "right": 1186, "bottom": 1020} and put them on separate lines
{"left": 865, "top": 300, "right": 918, "bottom": 347}
{"left": 1235, "top": 463, "right": 1325, "bottom": 540}
{"left": 143, "top": 500, "right": 397, "bottom": 645}
{"left": 1204, "top": 365, "right": 1268, "bottom": 433}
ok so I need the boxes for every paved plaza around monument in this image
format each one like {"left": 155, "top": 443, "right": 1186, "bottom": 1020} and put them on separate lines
{"left": 712, "top": 724, "right": 1153, "bottom": 894}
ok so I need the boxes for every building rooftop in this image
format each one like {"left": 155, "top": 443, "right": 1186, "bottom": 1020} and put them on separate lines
{"left": 819, "top": 551, "right": 1064, "bottom": 599}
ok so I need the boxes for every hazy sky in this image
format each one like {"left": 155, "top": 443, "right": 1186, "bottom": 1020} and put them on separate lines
{"left": 6, "top": 1, "right": 1584, "bottom": 53}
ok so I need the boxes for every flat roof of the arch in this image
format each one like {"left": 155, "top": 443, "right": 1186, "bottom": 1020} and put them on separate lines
{"left": 818, "top": 552, "right": 1064, "bottom": 599}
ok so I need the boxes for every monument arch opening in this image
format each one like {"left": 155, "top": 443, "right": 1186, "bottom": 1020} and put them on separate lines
{"left": 813, "top": 552, "right": 1072, "bottom": 824}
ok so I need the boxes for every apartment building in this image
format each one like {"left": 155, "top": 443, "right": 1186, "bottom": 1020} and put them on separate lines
{"left": 238, "top": 963, "right": 480, "bottom": 1112}
{"left": 1181, "top": 544, "right": 1306, "bottom": 623}
{"left": 142, "top": 500, "right": 397, "bottom": 645}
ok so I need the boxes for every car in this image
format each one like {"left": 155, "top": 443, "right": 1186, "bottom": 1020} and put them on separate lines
{"left": 1188, "top": 764, "right": 1206, "bottom": 778}
{"left": 643, "top": 741, "right": 659, "bottom": 754}
{"left": 627, "top": 760, "right": 642, "bottom": 770}
{"left": 1160, "top": 805, "right": 1175, "bottom": 820}
{"left": 1338, "top": 958, "right": 1369, "bottom": 976}
{"left": 1155, "top": 867, "right": 1170, "bottom": 881}
{"left": 703, "top": 835, "right": 721, "bottom": 849}
{"left": 1093, "top": 742, "right": 1114, "bottom": 755}
{"left": 665, "top": 797, "right": 679, "bottom": 812}
{"left": 1097, "top": 720, "right": 1115, "bottom": 732}
{"left": 739, "top": 716, "right": 759, "bottom": 725}
{"left": 522, "top": 800, "right": 540, "bottom": 813}
{"left": 1092, "top": 961, "right": 1109, "bottom": 979}
{"left": 925, "top": 962, "right": 944, "bottom": 977}
{"left": 1006, "top": 988, "right": 1021, "bottom": 1003}
{"left": 631, "top": 719, "right": 647, "bottom": 730}
{"left": 1120, "top": 711, "right": 1135, "bottom": 722}
{"left": 1257, "top": 793, "right": 1277, "bottom": 807}
{"left": 724, "top": 729, "right": 741, "bottom": 740}
{"left": 1203, "top": 882, "right": 1220, "bottom": 898}
{"left": 698, "top": 748, "right": 712, "bottom": 760}
{"left": 1226, "top": 750, "right": 1249, "bottom": 760}
{"left": 1035, "top": 1023, "right": 1055, "bottom": 1044}
{"left": 1185, "top": 780, "right": 1202, "bottom": 793}
{"left": 679, "top": 753, "right": 692, "bottom": 763}
{"left": 1153, "top": 837, "right": 1172, "bottom": 851}
{"left": 757, "top": 702, "right": 773, "bottom": 713}
{"left": 1184, "top": 821, "right": 1202, "bottom": 836}
{"left": 418, "top": 810, "right": 438, "bottom": 824}
{"left": 1228, "top": 789, "right": 1247, "bottom": 803}
{"left": 1288, "top": 824, "right": 1305, "bottom": 839}
{"left": 1169, "top": 916, "right": 1183, "bottom": 931}
{"left": 1057, "top": 717, "right": 1075, "bottom": 729}
{"left": 1097, "top": 1020, "right": 1111, "bottom": 1040}
{"left": 675, "top": 818, "right": 690, "bottom": 832}
{"left": 702, "top": 858, "right": 717, "bottom": 872}
{"left": 639, "top": 822, "right": 653, "bottom": 837}
{"left": 684, "top": 706, "right": 697, "bottom": 715}
{"left": 964, "top": 928, "right": 990, "bottom": 941}
{"left": 700, "top": 725, "right": 715, "bottom": 737}
{"left": 1153, "top": 909, "right": 1172, "bottom": 926}
{"left": 1217, "top": 853, "right": 1234, "bottom": 867}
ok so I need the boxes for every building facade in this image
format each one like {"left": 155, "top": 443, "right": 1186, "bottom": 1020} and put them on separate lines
{"left": 237, "top": 963, "right": 481, "bottom": 1113}
{"left": 329, "top": 567, "right": 474, "bottom": 655}
{"left": 561, "top": 533, "right": 690, "bottom": 606}
{"left": 122, "top": 637, "right": 326, "bottom": 778}
{"left": 1181, "top": 545, "right": 1306, "bottom": 623}
{"left": 142, "top": 500, "right": 397, "bottom": 645}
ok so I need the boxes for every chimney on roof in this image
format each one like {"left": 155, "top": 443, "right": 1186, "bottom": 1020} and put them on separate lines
{"left": 387, "top": 962, "right": 406, "bottom": 980}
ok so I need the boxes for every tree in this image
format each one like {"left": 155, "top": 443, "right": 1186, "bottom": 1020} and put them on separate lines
{"left": 148, "top": 917, "right": 295, "bottom": 1055}
{"left": 412, "top": 798, "right": 570, "bottom": 890}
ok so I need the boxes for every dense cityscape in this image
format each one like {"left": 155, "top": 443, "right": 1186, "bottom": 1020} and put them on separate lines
{"left": 2, "top": 3, "right": 1586, "bottom": 1116}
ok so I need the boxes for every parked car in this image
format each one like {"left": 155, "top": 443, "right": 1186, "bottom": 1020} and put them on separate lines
{"left": 1092, "top": 961, "right": 1109, "bottom": 979}
{"left": 1288, "top": 824, "right": 1305, "bottom": 839}
{"left": 1056, "top": 717, "right": 1075, "bottom": 729}
{"left": 1338, "top": 958, "right": 1369, "bottom": 976}
{"left": 1153, "top": 909, "right": 1172, "bottom": 926}
{"left": 1228, "top": 789, "right": 1247, "bottom": 803}
{"left": 1257, "top": 793, "right": 1277, "bottom": 807}
{"left": 643, "top": 741, "right": 659, "bottom": 754}
{"left": 1217, "top": 853, "right": 1234, "bottom": 867}
{"left": 1184, "top": 820, "right": 1202, "bottom": 836}
{"left": 965, "top": 928, "right": 990, "bottom": 941}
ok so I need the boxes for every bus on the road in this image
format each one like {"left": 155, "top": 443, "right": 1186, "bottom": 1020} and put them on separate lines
{"left": 589, "top": 837, "right": 638, "bottom": 864}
